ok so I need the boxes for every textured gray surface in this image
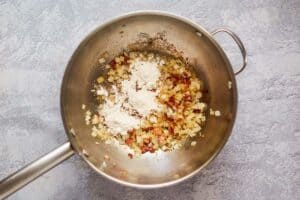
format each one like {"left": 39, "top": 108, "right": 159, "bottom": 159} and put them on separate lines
{"left": 0, "top": 0, "right": 299, "bottom": 199}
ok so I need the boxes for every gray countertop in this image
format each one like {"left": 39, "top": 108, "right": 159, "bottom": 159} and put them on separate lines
{"left": 0, "top": 0, "right": 299, "bottom": 199}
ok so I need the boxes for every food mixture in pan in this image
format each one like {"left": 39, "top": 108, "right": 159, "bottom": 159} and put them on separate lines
{"left": 83, "top": 51, "right": 209, "bottom": 156}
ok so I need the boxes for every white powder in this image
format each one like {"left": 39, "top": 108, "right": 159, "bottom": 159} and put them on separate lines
{"left": 101, "top": 59, "right": 161, "bottom": 135}
{"left": 102, "top": 100, "right": 140, "bottom": 135}
{"left": 122, "top": 60, "right": 160, "bottom": 114}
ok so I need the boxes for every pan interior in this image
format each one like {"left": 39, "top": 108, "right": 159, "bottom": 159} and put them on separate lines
{"left": 61, "top": 12, "right": 237, "bottom": 186}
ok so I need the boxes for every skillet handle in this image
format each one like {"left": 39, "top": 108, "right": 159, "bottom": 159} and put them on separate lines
{"left": 0, "top": 142, "right": 74, "bottom": 199}
{"left": 211, "top": 28, "right": 247, "bottom": 75}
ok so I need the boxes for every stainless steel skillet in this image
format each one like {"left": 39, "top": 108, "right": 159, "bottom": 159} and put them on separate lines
{"left": 0, "top": 11, "right": 246, "bottom": 199}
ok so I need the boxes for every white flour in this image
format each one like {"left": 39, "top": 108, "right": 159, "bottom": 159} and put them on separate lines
{"left": 101, "top": 99, "right": 140, "bottom": 135}
{"left": 101, "top": 59, "right": 160, "bottom": 135}
{"left": 122, "top": 60, "right": 160, "bottom": 114}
